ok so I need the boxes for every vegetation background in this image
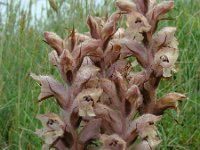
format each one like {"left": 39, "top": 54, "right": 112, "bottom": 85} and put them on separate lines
{"left": 0, "top": 0, "right": 199, "bottom": 149}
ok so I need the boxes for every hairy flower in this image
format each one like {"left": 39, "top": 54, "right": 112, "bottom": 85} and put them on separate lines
{"left": 152, "top": 27, "right": 179, "bottom": 77}
{"left": 44, "top": 32, "right": 64, "bottom": 55}
{"left": 30, "top": 73, "right": 68, "bottom": 109}
{"left": 75, "top": 88, "right": 103, "bottom": 117}
{"left": 100, "top": 134, "right": 126, "bottom": 150}
{"left": 154, "top": 47, "right": 178, "bottom": 77}
{"left": 36, "top": 113, "right": 65, "bottom": 150}
{"left": 155, "top": 92, "right": 187, "bottom": 115}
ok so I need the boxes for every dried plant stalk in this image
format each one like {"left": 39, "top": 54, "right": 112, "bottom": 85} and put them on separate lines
{"left": 31, "top": 0, "right": 186, "bottom": 149}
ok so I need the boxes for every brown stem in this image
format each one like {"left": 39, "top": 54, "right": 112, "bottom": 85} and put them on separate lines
{"left": 139, "top": 70, "right": 161, "bottom": 114}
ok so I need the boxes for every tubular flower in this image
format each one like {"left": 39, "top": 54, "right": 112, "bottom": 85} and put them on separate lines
{"left": 153, "top": 27, "right": 179, "bottom": 77}
{"left": 100, "top": 134, "right": 126, "bottom": 150}
{"left": 75, "top": 88, "right": 103, "bottom": 117}
{"left": 35, "top": 113, "right": 65, "bottom": 150}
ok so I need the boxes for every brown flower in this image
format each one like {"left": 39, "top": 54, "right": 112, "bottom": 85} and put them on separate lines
{"left": 75, "top": 88, "right": 103, "bottom": 117}
{"left": 35, "top": 113, "right": 65, "bottom": 150}
{"left": 100, "top": 134, "right": 126, "bottom": 150}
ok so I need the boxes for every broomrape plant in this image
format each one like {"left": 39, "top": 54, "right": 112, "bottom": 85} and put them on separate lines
{"left": 31, "top": 0, "right": 187, "bottom": 149}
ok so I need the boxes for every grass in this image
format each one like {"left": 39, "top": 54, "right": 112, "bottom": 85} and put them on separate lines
{"left": 0, "top": 0, "right": 200, "bottom": 149}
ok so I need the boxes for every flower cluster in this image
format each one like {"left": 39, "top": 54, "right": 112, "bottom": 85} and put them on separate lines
{"left": 31, "top": 0, "right": 186, "bottom": 149}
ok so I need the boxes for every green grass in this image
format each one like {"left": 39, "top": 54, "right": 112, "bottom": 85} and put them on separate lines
{"left": 0, "top": 0, "right": 200, "bottom": 149}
